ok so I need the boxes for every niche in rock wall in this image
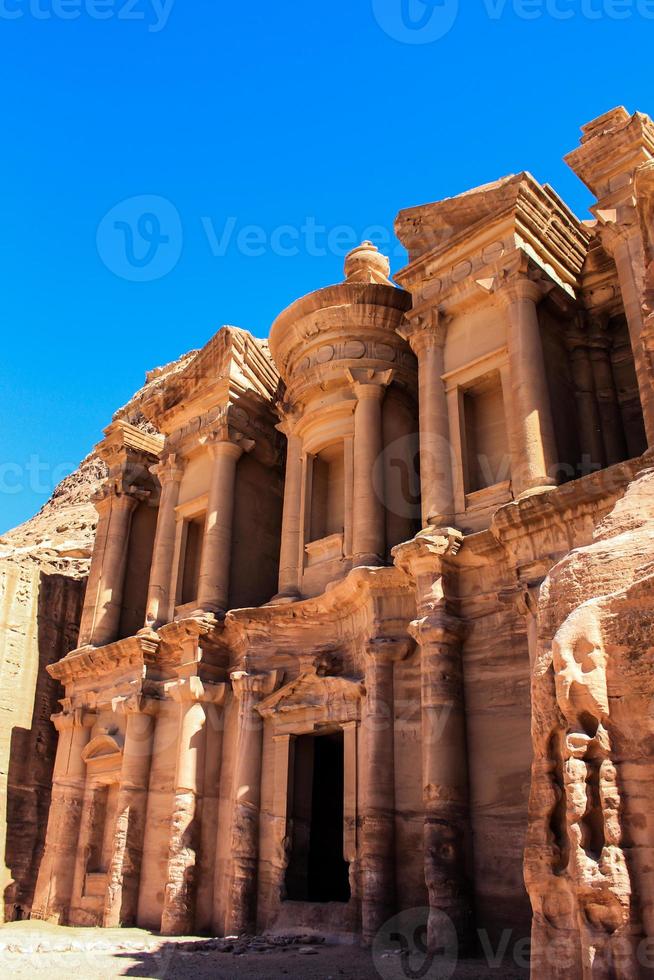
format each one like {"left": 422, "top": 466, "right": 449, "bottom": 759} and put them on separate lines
{"left": 180, "top": 513, "right": 205, "bottom": 606}
{"left": 309, "top": 444, "right": 345, "bottom": 544}
{"left": 118, "top": 501, "right": 158, "bottom": 639}
{"left": 463, "top": 373, "right": 510, "bottom": 493}
{"left": 229, "top": 453, "right": 282, "bottom": 610}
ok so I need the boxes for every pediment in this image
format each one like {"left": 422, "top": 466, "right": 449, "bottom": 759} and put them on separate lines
{"left": 81, "top": 733, "right": 124, "bottom": 766}
{"left": 257, "top": 669, "right": 363, "bottom": 720}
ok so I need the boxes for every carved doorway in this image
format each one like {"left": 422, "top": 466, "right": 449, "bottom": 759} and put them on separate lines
{"left": 285, "top": 731, "right": 350, "bottom": 903}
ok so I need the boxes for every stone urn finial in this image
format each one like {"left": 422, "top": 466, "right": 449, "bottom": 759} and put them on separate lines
{"left": 344, "top": 240, "right": 392, "bottom": 284}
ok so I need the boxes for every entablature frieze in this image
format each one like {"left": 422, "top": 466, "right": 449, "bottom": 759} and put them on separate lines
{"left": 269, "top": 279, "right": 412, "bottom": 382}
{"left": 402, "top": 246, "right": 581, "bottom": 324}
{"left": 160, "top": 396, "right": 281, "bottom": 469}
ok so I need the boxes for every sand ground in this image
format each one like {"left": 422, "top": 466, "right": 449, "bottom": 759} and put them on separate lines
{"left": 0, "top": 921, "right": 529, "bottom": 979}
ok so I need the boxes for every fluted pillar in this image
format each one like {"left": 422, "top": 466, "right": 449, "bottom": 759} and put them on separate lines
{"left": 144, "top": 455, "right": 184, "bottom": 628}
{"left": 226, "top": 668, "right": 278, "bottom": 936}
{"left": 348, "top": 369, "right": 392, "bottom": 566}
{"left": 79, "top": 487, "right": 139, "bottom": 647}
{"left": 161, "top": 678, "right": 226, "bottom": 935}
{"left": 588, "top": 321, "right": 628, "bottom": 466}
{"left": 103, "top": 698, "right": 157, "bottom": 927}
{"left": 31, "top": 709, "right": 96, "bottom": 923}
{"left": 271, "top": 418, "right": 303, "bottom": 602}
{"left": 566, "top": 326, "right": 605, "bottom": 470}
{"left": 361, "top": 638, "right": 409, "bottom": 944}
{"left": 196, "top": 436, "right": 251, "bottom": 615}
{"left": 497, "top": 279, "right": 558, "bottom": 496}
{"left": 393, "top": 528, "right": 473, "bottom": 953}
{"left": 400, "top": 312, "right": 454, "bottom": 526}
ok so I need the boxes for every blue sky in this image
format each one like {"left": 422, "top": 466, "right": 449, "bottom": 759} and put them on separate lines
{"left": 1, "top": 0, "right": 652, "bottom": 532}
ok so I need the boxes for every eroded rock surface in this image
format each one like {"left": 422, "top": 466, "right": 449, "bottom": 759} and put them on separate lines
{"left": 527, "top": 462, "right": 654, "bottom": 978}
{"left": 0, "top": 351, "right": 197, "bottom": 921}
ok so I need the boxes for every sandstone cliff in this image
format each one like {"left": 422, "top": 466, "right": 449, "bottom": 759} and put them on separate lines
{"left": 526, "top": 457, "right": 654, "bottom": 977}
{"left": 0, "top": 350, "right": 197, "bottom": 921}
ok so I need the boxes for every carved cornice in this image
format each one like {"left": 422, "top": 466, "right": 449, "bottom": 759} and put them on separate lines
{"left": 48, "top": 633, "right": 159, "bottom": 686}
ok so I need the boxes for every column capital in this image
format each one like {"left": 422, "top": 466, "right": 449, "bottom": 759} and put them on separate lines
{"left": 409, "top": 611, "right": 465, "bottom": 647}
{"left": 274, "top": 400, "right": 303, "bottom": 437}
{"left": 167, "top": 676, "right": 227, "bottom": 705}
{"left": 494, "top": 272, "right": 546, "bottom": 309}
{"left": 151, "top": 453, "right": 184, "bottom": 486}
{"left": 230, "top": 668, "right": 281, "bottom": 700}
{"left": 346, "top": 367, "right": 394, "bottom": 399}
{"left": 364, "top": 637, "right": 411, "bottom": 665}
{"left": 201, "top": 431, "right": 255, "bottom": 460}
{"left": 594, "top": 207, "right": 641, "bottom": 259}
{"left": 91, "top": 481, "right": 144, "bottom": 516}
{"left": 498, "top": 583, "right": 542, "bottom": 620}
{"left": 393, "top": 526, "right": 463, "bottom": 579}
{"left": 51, "top": 706, "right": 97, "bottom": 732}
{"left": 398, "top": 308, "right": 449, "bottom": 356}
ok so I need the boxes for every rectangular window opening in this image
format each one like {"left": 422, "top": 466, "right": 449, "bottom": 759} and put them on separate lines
{"left": 180, "top": 514, "right": 205, "bottom": 605}
{"left": 463, "top": 373, "right": 510, "bottom": 493}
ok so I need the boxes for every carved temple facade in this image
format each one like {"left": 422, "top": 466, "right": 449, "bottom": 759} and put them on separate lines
{"left": 30, "top": 108, "right": 654, "bottom": 974}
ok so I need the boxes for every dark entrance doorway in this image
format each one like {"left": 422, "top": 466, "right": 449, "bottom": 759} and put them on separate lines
{"left": 285, "top": 730, "right": 350, "bottom": 903}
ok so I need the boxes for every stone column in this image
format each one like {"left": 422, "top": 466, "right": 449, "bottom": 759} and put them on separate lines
{"left": 79, "top": 487, "right": 139, "bottom": 647}
{"left": 393, "top": 529, "right": 473, "bottom": 952}
{"left": 348, "top": 369, "right": 392, "bottom": 566}
{"left": 103, "top": 698, "right": 157, "bottom": 927}
{"left": 272, "top": 419, "right": 303, "bottom": 602}
{"left": 226, "top": 668, "right": 278, "bottom": 936}
{"left": 360, "top": 638, "right": 409, "bottom": 944}
{"left": 31, "top": 709, "right": 96, "bottom": 923}
{"left": 608, "top": 230, "right": 654, "bottom": 447}
{"left": 161, "top": 678, "right": 226, "bottom": 935}
{"left": 565, "top": 326, "right": 605, "bottom": 470}
{"left": 497, "top": 279, "right": 558, "bottom": 496}
{"left": 587, "top": 320, "right": 628, "bottom": 466}
{"left": 144, "top": 455, "right": 184, "bottom": 629}
{"left": 195, "top": 435, "right": 251, "bottom": 616}
{"left": 401, "top": 313, "right": 454, "bottom": 526}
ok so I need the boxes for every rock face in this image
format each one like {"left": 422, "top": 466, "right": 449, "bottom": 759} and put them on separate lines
{"left": 0, "top": 350, "right": 197, "bottom": 922}
{"left": 526, "top": 463, "right": 654, "bottom": 978}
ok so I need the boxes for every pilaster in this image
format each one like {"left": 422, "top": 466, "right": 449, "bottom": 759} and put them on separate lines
{"left": 393, "top": 528, "right": 473, "bottom": 952}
